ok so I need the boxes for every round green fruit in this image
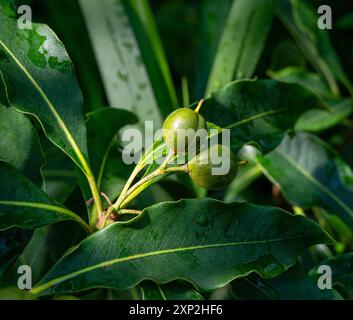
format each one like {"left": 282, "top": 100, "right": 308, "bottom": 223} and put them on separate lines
{"left": 162, "top": 108, "right": 207, "bottom": 154}
{"left": 188, "top": 144, "right": 238, "bottom": 190}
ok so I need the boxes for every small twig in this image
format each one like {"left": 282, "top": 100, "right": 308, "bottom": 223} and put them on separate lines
{"left": 86, "top": 192, "right": 112, "bottom": 207}
{"left": 238, "top": 160, "right": 248, "bottom": 166}
{"left": 115, "top": 165, "right": 188, "bottom": 211}
{"left": 194, "top": 99, "right": 205, "bottom": 113}
{"left": 118, "top": 209, "right": 143, "bottom": 215}
{"left": 85, "top": 197, "right": 94, "bottom": 206}
{"left": 100, "top": 192, "right": 112, "bottom": 206}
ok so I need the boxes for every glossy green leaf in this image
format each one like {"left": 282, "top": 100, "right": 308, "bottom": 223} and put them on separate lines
{"left": 296, "top": 99, "right": 353, "bottom": 132}
{"left": 140, "top": 281, "right": 204, "bottom": 300}
{"left": 268, "top": 66, "right": 332, "bottom": 99}
{"left": 3, "top": 188, "right": 88, "bottom": 287}
{"left": 41, "top": 149, "right": 77, "bottom": 204}
{"left": 205, "top": 0, "right": 277, "bottom": 95}
{"left": 79, "top": 0, "right": 177, "bottom": 127}
{"left": 0, "top": 6, "right": 91, "bottom": 176}
{"left": 78, "top": 108, "right": 138, "bottom": 203}
{"left": 32, "top": 198, "right": 331, "bottom": 296}
{"left": 268, "top": 67, "right": 353, "bottom": 131}
{"left": 200, "top": 79, "right": 323, "bottom": 154}
{"left": 0, "top": 161, "right": 90, "bottom": 233}
{"left": 232, "top": 265, "right": 342, "bottom": 300}
{"left": 309, "top": 253, "right": 353, "bottom": 298}
{"left": 257, "top": 133, "right": 353, "bottom": 228}
{"left": 0, "top": 106, "right": 45, "bottom": 187}
{"left": 277, "top": 0, "right": 353, "bottom": 96}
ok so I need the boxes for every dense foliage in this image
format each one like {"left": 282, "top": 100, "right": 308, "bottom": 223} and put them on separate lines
{"left": 0, "top": 0, "right": 352, "bottom": 300}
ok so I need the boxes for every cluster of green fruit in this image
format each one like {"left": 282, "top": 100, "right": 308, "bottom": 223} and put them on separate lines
{"left": 162, "top": 104, "right": 238, "bottom": 190}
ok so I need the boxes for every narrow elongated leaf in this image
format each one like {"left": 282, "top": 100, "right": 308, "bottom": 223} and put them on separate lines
{"left": 140, "top": 281, "right": 204, "bottom": 300}
{"left": 231, "top": 265, "right": 342, "bottom": 300}
{"left": 126, "top": 0, "right": 178, "bottom": 113}
{"left": 205, "top": 0, "right": 277, "bottom": 95}
{"left": 0, "top": 6, "right": 90, "bottom": 175}
{"left": 194, "top": 0, "right": 232, "bottom": 98}
{"left": 200, "top": 79, "right": 323, "bottom": 154}
{"left": 32, "top": 198, "right": 331, "bottom": 296}
{"left": 309, "top": 253, "right": 353, "bottom": 298}
{"left": 0, "top": 106, "right": 45, "bottom": 186}
{"left": 257, "top": 133, "right": 353, "bottom": 228}
{"left": 79, "top": 0, "right": 177, "bottom": 127}
{"left": 0, "top": 162, "right": 90, "bottom": 232}
{"left": 277, "top": 0, "right": 353, "bottom": 96}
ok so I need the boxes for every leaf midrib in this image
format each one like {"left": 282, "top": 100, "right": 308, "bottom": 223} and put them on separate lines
{"left": 226, "top": 108, "right": 291, "bottom": 129}
{"left": 0, "top": 39, "right": 89, "bottom": 174}
{"left": 31, "top": 234, "right": 304, "bottom": 294}
{"left": 0, "top": 200, "right": 89, "bottom": 232}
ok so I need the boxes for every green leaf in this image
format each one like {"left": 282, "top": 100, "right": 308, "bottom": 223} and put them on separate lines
{"left": 296, "top": 99, "right": 353, "bottom": 132}
{"left": 268, "top": 66, "right": 332, "bottom": 99}
{"left": 205, "top": 0, "right": 277, "bottom": 95}
{"left": 41, "top": 149, "right": 77, "bottom": 203}
{"left": 79, "top": 0, "right": 177, "bottom": 126}
{"left": 78, "top": 108, "right": 138, "bottom": 202}
{"left": 268, "top": 67, "right": 353, "bottom": 132}
{"left": 194, "top": 0, "right": 233, "bottom": 98}
{"left": 0, "top": 287, "right": 36, "bottom": 300}
{"left": 309, "top": 253, "right": 353, "bottom": 298}
{"left": 0, "top": 106, "right": 45, "bottom": 186}
{"left": 257, "top": 133, "right": 353, "bottom": 229}
{"left": 2, "top": 189, "right": 87, "bottom": 287}
{"left": 0, "top": 7, "right": 91, "bottom": 177}
{"left": 44, "top": 0, "right": 106, "bottom": 111}
{"left": 32, "top": 198, "right": 331, "bottom": 296}
{"left": 200, "top": 79, "right": 323, "bottom": 154}
{"left": 277, "top": 0, "right": 353, "bottom": 96}
{"left": 0, "top": 228, "right": 32, "bottom": 282}
{"left": 231, "top": 265, "right": 342, "bottom": 300}
{"left": 126, "top": 0, "right": 178, "bottom": 113}
{"left": 140, "top": 281, "right": 204, "bottom": 300}
{"left": 0, "top": 161, "right": 90, "bottom": 233}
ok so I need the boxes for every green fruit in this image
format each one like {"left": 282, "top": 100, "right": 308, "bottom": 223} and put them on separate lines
{"left": 162, "top": 108, "right": 207, "bottom": 153}
{"left": 188, "top": 144, "right": 238, "bottom": 190}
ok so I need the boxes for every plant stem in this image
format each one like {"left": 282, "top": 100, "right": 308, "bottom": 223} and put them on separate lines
{"left": 115, "top": 165, "right": 187, "bottom": 210}
{"left": 86, "top": 172, "right": 103, "bottom": 228}
{"left": 112, "top": 142, "right": 166, "bottom": 213}
{"left": 194, "top": 99, "right": 204, "bottom": 113}
{"left": 118, "top": 209, "right": 142, "bottom": 215}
